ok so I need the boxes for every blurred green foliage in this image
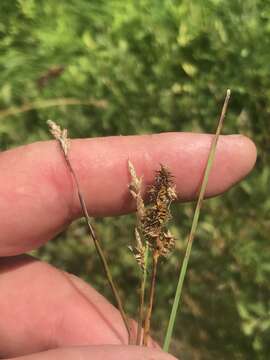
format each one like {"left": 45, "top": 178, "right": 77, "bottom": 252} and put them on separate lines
{"left": 0, "top": 0, "right": 269, "bottom": 359}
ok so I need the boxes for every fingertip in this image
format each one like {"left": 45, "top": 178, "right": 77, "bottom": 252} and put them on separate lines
{"left": 229, "top": 134, "right": 257, "bottom": 175}
{"left": 223, "top": 134, "right": 257, "bottom": 185}
{"left": 198, "top": 134, "right": 256, "bottom": 198}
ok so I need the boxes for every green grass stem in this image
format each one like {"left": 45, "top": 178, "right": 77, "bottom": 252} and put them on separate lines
{"left": 163, "top": 89, "right": 231, "bottom": 352}
{"left": 136, "top": 243, "right": 149, "bottom": 345}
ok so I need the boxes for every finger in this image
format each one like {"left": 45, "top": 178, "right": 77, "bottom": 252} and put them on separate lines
{"left": 0, "top": 256, "right": 158, "bottom": 358}
{"left": 0, "top": 133, "right": 256, "bottom": 255}
{"left": 13, "top": 345, "right": 178, "bottom": 360}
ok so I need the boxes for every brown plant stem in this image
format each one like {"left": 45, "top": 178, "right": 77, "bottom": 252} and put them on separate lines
{"left": 0, "top": 97, "right": 107, "bottom": 120}
{"left": 143, "top": 251, "right": 159, "bottom": 346}
{"left": 58, "top": 146, "right": 131, "bottom": 343}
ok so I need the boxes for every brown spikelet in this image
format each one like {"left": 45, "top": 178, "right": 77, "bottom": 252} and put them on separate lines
{"left": 128, "top": 162, "right": 177, "bottom": 346}
{"left": 129, "top": 228, "right": 146, "bottom": 271}
{"left": 141, "top": 165, "right": 177, "bottom": 258}
{"left": 148, "top": 165, "right": 176, "bottom": 204}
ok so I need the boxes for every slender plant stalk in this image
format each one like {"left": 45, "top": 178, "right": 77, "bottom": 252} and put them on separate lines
{"left": 64, "top": 156, "right": 131, "bottom": 341}
{"left": 163, "top": 89, "right": 231, "bottom": 352}
{"left": 143, "top": 251, "right": 159, "bottom": 346}
{"left": 0, "top": 97, "right": 107, "bottom": 120}
{"left": 136, "top": 243, "right": 149, "bottom": 345}
{"left": 48, "top": 121, "right": 131, "bottom": 342}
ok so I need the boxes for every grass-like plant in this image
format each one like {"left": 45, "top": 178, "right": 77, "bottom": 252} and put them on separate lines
{"left": 47, "top": 120, "right": 131, "bottom": 342}
{"left": 47, "top": 89, "right": 231, "bottom": 352}
{"left": 163, "top": 89, "right": 231, "bottom": 352}
{"left": 128, "top": 161, "right": 177, "bottom": 346}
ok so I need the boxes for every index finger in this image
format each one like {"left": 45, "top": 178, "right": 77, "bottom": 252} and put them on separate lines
{"left": 0, "top": 132, "right": 256, "bottom": 256}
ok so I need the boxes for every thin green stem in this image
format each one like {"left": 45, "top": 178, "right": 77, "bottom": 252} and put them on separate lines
{"left": 163, "top": 89, "right": 231, "bottom": 352}
{"left": 136, "top": 243, "right": 149, "bottom": 345}
{"left": 143, "top": 251, "right": 159, "bottom": 346}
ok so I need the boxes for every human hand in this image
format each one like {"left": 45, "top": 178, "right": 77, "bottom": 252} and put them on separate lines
{"left": 0, "top": 133, "right": 256, "bottom": 359}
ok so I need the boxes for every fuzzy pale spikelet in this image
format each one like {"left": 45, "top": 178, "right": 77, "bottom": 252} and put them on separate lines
{"left": 128, "top": 228, "right": 146, "bottom": 271}
{"left": 128, "top": 160, "right": 147, "bottom": 270}
{"left": 128, "top": 160, "right": 145, "bottom": 220}
{"left": 47, "top": 119, "right": 69, "bottom": 156}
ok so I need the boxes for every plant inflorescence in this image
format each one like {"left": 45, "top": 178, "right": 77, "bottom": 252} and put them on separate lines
{"left": 47, "top": 89, "right": 230, "bottom": 353}
{"left": 128, "top": 161, "right": 177, "bottom": 345}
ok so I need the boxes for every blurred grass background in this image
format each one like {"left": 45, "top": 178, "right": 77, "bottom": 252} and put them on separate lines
{"left": 0, "top": 1, "right": 269, "bottom": 359}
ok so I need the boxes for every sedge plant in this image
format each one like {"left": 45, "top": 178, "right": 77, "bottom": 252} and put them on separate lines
{"left": 47, "top": 89, "right": 231, "bottom": 351}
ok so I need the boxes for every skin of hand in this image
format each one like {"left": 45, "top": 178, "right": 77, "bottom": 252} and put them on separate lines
{"left": 0, "top": 132, "right": 256, "bottom": 360}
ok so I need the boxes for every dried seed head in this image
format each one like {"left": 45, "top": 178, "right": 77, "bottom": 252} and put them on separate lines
{"left": 129, "top": 162, "right": 177, "bottom": 262}
{"left": 148, "top": 165, "right": 177, "bottom": 204}
{"left": 128, "top": 160, "right": 145, "bottom": 219}
{"left": 129, "top": 228, "right": 146, "bottom": 271}
{"left": 155, "top": 165, "right": 175, "bottom": 188}
{"left": 128, "top": 160, "right": 141, "bottom": 194}
{"left": 167, "top": 185, "right": 177, "bottom": 202}
{"left": 141, "top": 164, "right": 177, "bottom": 258}
{"left": 159, "top": 230, "right": 175, "bottom": 257}
{"left": 47, "top": 119, "right": 70, "bottom": 156}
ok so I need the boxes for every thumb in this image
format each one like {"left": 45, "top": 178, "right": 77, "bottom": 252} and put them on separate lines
{"left": 13, "top": 345, "right": 179, "bottom": 360}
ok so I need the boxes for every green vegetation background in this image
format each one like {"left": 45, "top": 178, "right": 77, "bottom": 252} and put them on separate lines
{"left": 0, "top": 1, "right": 269, "bottom": 359}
